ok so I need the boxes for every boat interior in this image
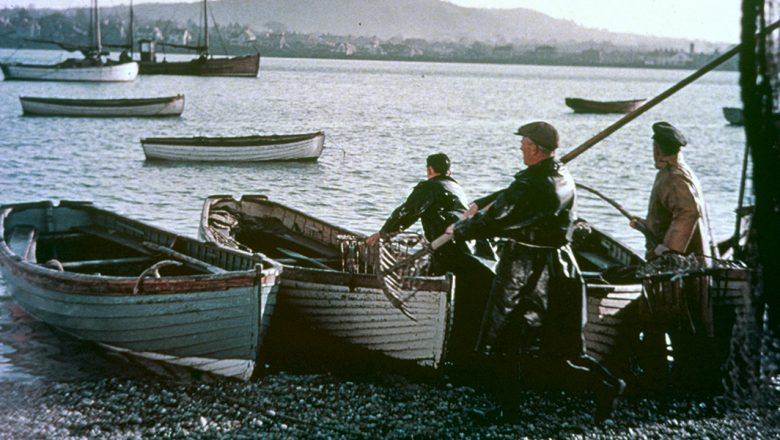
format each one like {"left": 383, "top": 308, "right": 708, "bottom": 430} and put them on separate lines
{"left": 3, "top": 204, "right": 261, "bottom": 278}
{"left": 206, "top": 198, "right": 385, "bottom": 274}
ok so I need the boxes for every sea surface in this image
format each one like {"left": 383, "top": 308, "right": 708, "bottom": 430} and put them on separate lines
{"left": 0, "top": 49, "right": 748, "bottom": 382}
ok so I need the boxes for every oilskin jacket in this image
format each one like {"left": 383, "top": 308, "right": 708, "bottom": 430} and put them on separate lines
{"left": 380, "top": 175, "right": 469, "bottom": 242}
{"left": 453, "top": 157, "right": 586, "bottom": 357}
{"left": 379, "top": 174, "right": 473, "bottom": 273}
{"left": 646, "top": 158, "right": 717, "bottom": 258}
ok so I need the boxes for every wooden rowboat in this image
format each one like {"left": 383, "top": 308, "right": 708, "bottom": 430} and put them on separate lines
{"left": 0, "top": 200, "right": 282, "bottom": 380}
{"left": 141, "top": 131, "right": 325, "bottom": 162}
{"left": 20, "top": 95, "right": 184, "bottom": 117}
{"left": 200, "top": 195, "right": 455, "bottom": 369}
{"left": 565, "top": 97, "right": 646, "bottom": 114}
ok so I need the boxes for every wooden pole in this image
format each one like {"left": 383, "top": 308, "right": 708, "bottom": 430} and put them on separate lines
{"left": 561, "top": 19, "right": 780, "bottom": 164}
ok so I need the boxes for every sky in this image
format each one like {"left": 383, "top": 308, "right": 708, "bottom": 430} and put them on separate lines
{"left": 0, "top": 0, "right": 743, "bottom": 43}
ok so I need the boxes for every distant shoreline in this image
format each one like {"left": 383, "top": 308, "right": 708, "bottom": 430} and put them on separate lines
{"left": 0, "top": 44, "right": 739, "bottom": 73}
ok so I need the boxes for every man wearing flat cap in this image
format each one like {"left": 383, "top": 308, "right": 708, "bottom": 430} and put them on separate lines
{"left": 631, "top": 121, "right": 719, "bottom": 391}
{"left": 451, "top": 121, "right": 624, "bottom": 424}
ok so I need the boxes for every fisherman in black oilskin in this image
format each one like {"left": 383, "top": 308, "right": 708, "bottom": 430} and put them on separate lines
{"left": 451, "top": 121, "right": 625, "bottom": 424}
{"left": 367, "top": 153, "right": 494, "bottom": 361}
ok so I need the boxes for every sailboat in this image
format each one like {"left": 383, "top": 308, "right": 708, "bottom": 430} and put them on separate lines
{"left": 0, "top": 0, "right": 138, "bottom": 82}
{"left": 137, "top": 0, "right": 260, "bottom": 77}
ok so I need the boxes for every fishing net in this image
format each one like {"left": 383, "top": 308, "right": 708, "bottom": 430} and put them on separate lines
{"left": 337, "top": 234, "right": 373, "bottom": 274}
{"left": 372, "top": 232, "right": 433, "bottom": 321}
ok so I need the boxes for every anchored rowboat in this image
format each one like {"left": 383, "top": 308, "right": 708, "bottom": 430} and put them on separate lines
{"left": 19, "top": 95, "right": 184, "bottom": 117}
{"left": 200, "top": 195, "right": 454, "bottom": 369}
{"left": 722, "top": 107, "right": 744, "bottom": 126}
{"left": 0, "top": 200, "right": 281, "bottom": 380}
{"left": 565, "top": 97, "right": 646, "bottom": 114}
{"left": 141, "top": 131, "right": 325, "bottom": 162}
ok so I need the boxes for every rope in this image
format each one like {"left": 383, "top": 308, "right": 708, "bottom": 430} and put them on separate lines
{"left": 209, "top": 6, "right": 229, "bottom": 56}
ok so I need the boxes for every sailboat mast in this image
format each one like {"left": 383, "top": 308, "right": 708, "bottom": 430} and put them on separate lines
{"left": 203, "top": 0, "right": 209, "bottom": 54}
{"left": 129, "top": 0, "right": 134, "bottom": 56}
{"left": 93, "top": 0, "right": 102, "bottom": 54}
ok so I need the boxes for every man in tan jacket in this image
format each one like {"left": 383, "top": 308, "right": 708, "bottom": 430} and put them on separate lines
{"left": 631, "top": 121, "right": 720, "bottom": 392}
{"left": 633, "top": 121, "right": 717, "bottom": 260}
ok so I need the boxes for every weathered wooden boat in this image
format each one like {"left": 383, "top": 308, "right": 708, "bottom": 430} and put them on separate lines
{"left": 0, "top": 200, "right": 282, "bottom": 380}
{"left": 200, "top": 195, "right": 454, "bottom": 369}
{"left": 19, "top": 95, "right": 184, "bottom": 117}
{"left": 135, "top": 0, "right": 259, "bottom": 77}
{"left": 722, "top": 107, "right": 744, "bottom": 125}
{"left": 141, "top": 131, "right": 325, "bottom": 162}
{"left": 565, "top": 97, "right": 646, "bottom": 114}
{"left": 199, "top": 194, "right": 651, "bottom": 372}
{"left": 0, "top": 1, "right": 138, "bottom": 82}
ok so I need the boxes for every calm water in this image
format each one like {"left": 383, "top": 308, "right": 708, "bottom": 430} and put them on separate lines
{"left": 0, "top": 49, "right": 747, "bottom": 382}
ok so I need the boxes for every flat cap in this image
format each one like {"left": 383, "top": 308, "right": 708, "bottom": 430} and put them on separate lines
{"left": 652, "top": 121, "right": 687, "bottom": 149}
{"left": 514, "top": 121, "right": 560, "bottom": 150}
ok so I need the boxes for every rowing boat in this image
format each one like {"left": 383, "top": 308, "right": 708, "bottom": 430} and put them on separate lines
{"left": 141, "top": 131, "right": 325, "bottom": 162}
{"left": 565, "top": 97, "right": 646, "bottom": 114}
{"left": 200, "top": 195, "right": 454, "bottom": 369}
{"left": 19, "top": 95, "right": 184, "bottom": 117}
{"left": 0, "top": 200, "right": 281, "bottom": 380}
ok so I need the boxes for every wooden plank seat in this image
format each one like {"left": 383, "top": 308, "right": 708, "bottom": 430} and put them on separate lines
{"left": 59, "top": 256, "right": 154, "bottom": 270}
{"left": 74, "top": 226, "right": 225, "bottom": 274}
{"left": 7, "top": 225, "right": 38, "bottom": 261}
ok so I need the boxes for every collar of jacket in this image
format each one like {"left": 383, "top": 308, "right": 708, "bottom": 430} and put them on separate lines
{"left": 514, "top": 157, "right": 560, "bottom": 178}
{"left": 430, "top": 174, "right": 458, "bottom": 183}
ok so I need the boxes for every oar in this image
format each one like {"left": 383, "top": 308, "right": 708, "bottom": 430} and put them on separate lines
{"left": 561, "top": 19, "right": 780, "bottom": 164}
{"left": 575, "top": 182, "right": 658, "bottom": 247}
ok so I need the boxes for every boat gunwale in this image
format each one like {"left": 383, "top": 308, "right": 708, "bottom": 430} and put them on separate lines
{"left": 20, "top": 94, "right": 183, "bottom": 108}
{"left": 0, "top": 201, "right": 281, "bottom": 296}
{"left": 141, "top": 131, "right": 324, "bottom": 147}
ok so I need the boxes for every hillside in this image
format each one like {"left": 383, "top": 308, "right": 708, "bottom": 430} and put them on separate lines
{"left": 103, "top": 0, "right": 722, "bottom": 51}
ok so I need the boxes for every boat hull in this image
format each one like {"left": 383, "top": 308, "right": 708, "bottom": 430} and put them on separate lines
{"left": 0, "top": 201, "right": 281, "bottom": 380}
{"left": 142, "top": 131, "right": 325, "bottom": 162}
{"left": 200, "top": 195, "right": 455, "bottom": 368}
{"left": 565, "top": 97, "right": 645, "bottom": 114}
{"left": 139, "top": 54, "right": 260, "bottom": 77}
{"left": 1, "top": 61, "right": 138, "bottom": 82}
{"left": 20, "top": 95, "right": 184, "bottom": 117}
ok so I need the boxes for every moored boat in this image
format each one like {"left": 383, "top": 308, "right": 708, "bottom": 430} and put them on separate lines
{"left": 0, "top": 1, "right": 138, "bottom": 82}
{"left": 565, "top": 97, "right": 646, "bottom": 114}
{"left": 135, "top": 0, "right": 260, "bottom": 77}
{"left": 0, "top": 200, "right": 281, "bottom": 380}
{"left": 20, "top": 95, "right": 184, "bottom": 117}
{"left": 200, "top": 195, "right": 454, "bottom": 369}
{"left": 722, "top": 107, "right": 744, "bottom": 125}
{"left": 1, "top": 60, "right": 138, "bottom": 82}
{"left": 141, "top": 131, "right": 325, "bottom": 162}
